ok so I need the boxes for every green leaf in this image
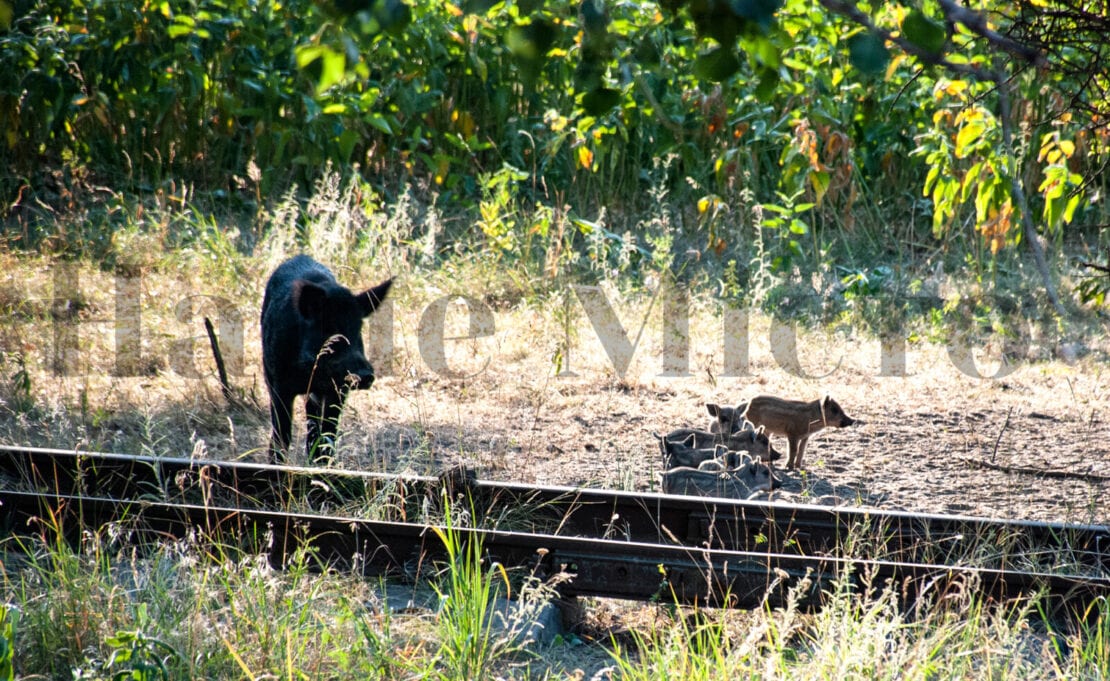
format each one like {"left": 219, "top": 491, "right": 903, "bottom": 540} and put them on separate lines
{"left": 581, "top": 88, "right": 622, "bottom": 116}
{"left": 1045, "top": 193, "right": 1063, "bottom": 228}
{"left": 366, "top": 114, "right": 392, "bottom": 135}
{"left": 0, "top": 1, "right": 12, "bottom": 31}
{"left": 338, "top": 128, "right": 358, "bottom": 161}
{"left": 847, "top": 32, "right": 889, "bottom": 75}
{"left": 317, "top": 49, "right": 346, "bottom": 94}
{"left": 961, "top": 161, "right": 983, "bottom": 202}
{"left": 694, "top": 47, "right": 741, "bottom": 83}
{"left": 974, "top": 175, "right": 998, "bottom": 220}
{"left": 955, "top": 120, "right": 985, "bottom": 158}
{"left": 295, "top": 45, "right": 324, "bottom": 68}
{"left": 748, "top": 34, "right": 782, "bottom": 68}
{"left": 902, "top": 10, "right": 946, "bottom": 55}
{"left": 924, "top": 164, "right": 940, "bottom": 196}
{"left": 753, "top": 67, "right": 780, "bottom": 101}
{"left": 1064, "top": 192, "right": 1081, "bottom": 224}
{"left": 730, "top": 0, "right": 783, "bottom": 27}
{"left": 809, "top": 170, "right": 830, "bottom": 205}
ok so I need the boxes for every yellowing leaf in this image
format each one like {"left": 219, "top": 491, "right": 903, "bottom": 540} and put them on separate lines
{"left": 435, "top": 157, "right": 450, "bottom": 186}
{"left": 938, "top": 80, "right": 968, "bottom": 98}
{"left": 884, "top": 52, "right": 906, "bottom": 81}
{"left": 955, "top": 120, "right": 985, "bottom": 158}
{"left": 577, "top": 145, "right": 594, "bottom": 170}
{"left": 698, "top": 196, "right": 721, "bottom": 214}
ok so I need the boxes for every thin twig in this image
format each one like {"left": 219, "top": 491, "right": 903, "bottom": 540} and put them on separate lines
{"left": 989, "top": 406, "right": 1012, "bottom": 465}
{"left": 204, "top": 317, "right": 234, "bottom": 404}
{"left": 956, "top": 455, "right": 1110, "bottom": 483}
{"left": 1079, "top": 260, "right": 1110, "bottom": 274}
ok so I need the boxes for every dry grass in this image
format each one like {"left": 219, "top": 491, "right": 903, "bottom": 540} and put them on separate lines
{"left": 1, "top": 243, "right": 1109, "bottom": 524}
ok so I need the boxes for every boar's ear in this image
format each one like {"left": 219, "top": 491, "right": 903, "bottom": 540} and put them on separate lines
{"left": 292, "top": 280, "right": 327, "bottom": 319}
{"left": 359, "top": 278, "right": 393, "bottom": 316}
{"left": 706, "top": 403, "right": 721, "bottom": 417}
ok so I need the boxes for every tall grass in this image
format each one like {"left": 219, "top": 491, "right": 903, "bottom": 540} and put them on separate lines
{"left": 0, "top": 495, "right": 557, "bottom": 679}
{"left": 610, "top": 569, "right": 1110, "bottom": 680}
{"left": 1, "top": 496, "right": 1107, "bottom": 679}
{"left": 428, "top": 508, "right": 515, "bottom": 679}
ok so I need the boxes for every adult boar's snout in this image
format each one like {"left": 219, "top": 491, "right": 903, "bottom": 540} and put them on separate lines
{"left": 347, "top": 365, "right": 375, "bottom": 390}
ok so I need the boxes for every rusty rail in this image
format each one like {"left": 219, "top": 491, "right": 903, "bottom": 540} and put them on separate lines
{"left": 2, "top": 487, "right": 1107, "bottom": 620}
{"left": 1, "top": 445, "right": 1106, "bottom": 575}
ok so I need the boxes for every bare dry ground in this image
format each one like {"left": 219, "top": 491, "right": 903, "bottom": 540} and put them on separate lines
{"left": 2, "top": 260, "right": 1108, "bottom": 526}
{"left": 340, "top": 295, "right": 1110, "bottom": 526}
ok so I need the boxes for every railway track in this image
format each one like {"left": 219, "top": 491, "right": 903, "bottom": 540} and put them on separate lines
{"left": 1, "top": 445, "right": 1108, "bottom": 617}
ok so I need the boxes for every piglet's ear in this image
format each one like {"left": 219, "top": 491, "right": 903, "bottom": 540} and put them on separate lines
{"left": 292, "top": 280, "right": 327, "bottom": 319}
{"left": 359, "top": 278, "right": 393, "bottom": 316}
{"left": 706, "top": 403, "right": 721, "bottom": 417}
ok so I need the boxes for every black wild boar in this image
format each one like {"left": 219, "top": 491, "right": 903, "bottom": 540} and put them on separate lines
{"left": 661, "top": 454, "right": 782, "bottom": 498}
{"left": 662, "top": 426, "right": 782, "bottom": 462}
{"left": 706, "top": 402, "right": 749, "bottom": 434}
{"left": 653, "top": 434, "right": 730, "bottom": 469}
{"left": 261, "top": 255, "right": 392, "bottom": 464}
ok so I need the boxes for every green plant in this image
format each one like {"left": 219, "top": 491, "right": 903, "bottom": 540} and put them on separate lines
{"left": 74, "top": 604, "right": 182, "bottom": 681}
{"left": 0, "top": 604, "right": 13, "bottom": 681}
{"left": 428, "top": 496, "right": 518, "bottom": 680}
{"left": 1, "top": 352, "right": 33, "bottom": 414}
{"left": 759, "top": 189, "right": 814, "bottom": 275}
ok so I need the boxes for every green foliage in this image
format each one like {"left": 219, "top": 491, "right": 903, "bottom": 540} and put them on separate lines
{"left": 902, "top": 9, "right": 947, "bottom": 55}
{"left": 4, "top": 0, "right": 1110, "bottom": 302}
{"left": 0, "top": 351, "right": 33, "bottom": 414}
{"left": 75, "top": 605, "right": 182, "bottom": 681}
{"left": 1076, "top": 245, "right": 1110, "bottom": 307}
{"left": 428, "top": 497, "right": 519, "bottom": 680}
{"left": 847, "top": 31, "right": 890, "bottom": 75}
{"left": 0, "top": 604, "right": 13, "bottom": 681}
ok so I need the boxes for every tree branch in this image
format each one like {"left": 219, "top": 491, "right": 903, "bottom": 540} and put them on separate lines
{"left": 935, "top": 0, "right": 1046, "bottom": 66}
{"left": 818, "top": 0, "right": 1066, "bottom": 316}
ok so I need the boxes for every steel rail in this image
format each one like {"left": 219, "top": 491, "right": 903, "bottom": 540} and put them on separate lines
{"left": 1, "top": 487, "right": 1106, "bottom": 620}
{"left": 1, "top": 445, "right": 1107, "bottom": 573}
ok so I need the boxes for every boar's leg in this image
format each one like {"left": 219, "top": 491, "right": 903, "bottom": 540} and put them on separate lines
{"left": 787, "top": 436, "right": 809, "bottom": 470}
{"left": 268, "top": 388, "right": 296, "bottom": 464}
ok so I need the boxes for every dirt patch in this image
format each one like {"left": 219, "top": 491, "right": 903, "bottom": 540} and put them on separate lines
{"left": 321, "top": 305, "right": 1110, "bottom": 526}
{"left": 3, "top": 284, "right": 1107, "bottom": 526}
